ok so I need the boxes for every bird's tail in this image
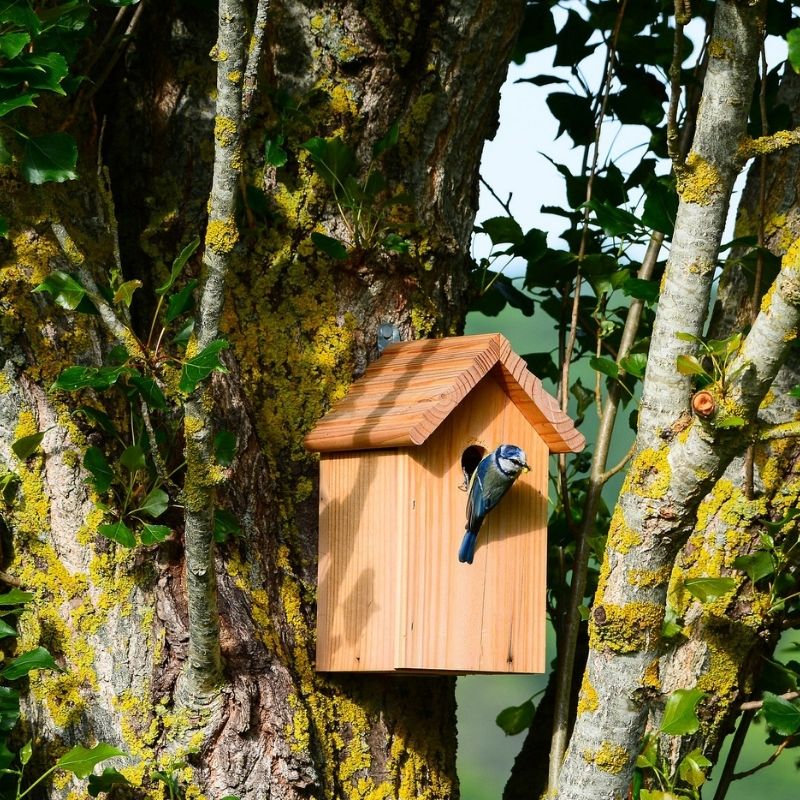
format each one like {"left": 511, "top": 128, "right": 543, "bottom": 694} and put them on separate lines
{"left": 459, "top": 530, "right": 477, "bottom": 564}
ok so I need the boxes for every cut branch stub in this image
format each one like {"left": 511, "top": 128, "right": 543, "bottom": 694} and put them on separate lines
{"left": 692, "top": 390, "right": 716, "bottom": 418}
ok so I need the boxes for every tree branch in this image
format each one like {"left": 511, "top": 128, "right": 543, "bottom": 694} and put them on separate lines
{"left": 179, "top": 0, "right": 251, "bottom": 706}
{"left": 554, "top": 4, "right": 769, "bottom": 798}
{"left": 738, "top": 127, "right": 800, "bottom": 161}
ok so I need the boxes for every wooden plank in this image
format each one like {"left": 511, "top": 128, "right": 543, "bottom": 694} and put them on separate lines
{"left": 316, "top": 451, "right": 406, "bottom": 671}
{"left": 399, "top": 377, "right": 547, "bottom": 673}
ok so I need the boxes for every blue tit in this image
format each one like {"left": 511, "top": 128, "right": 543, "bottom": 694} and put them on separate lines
{"left": 458, "top": 444, "right": 529, "bottom": 564}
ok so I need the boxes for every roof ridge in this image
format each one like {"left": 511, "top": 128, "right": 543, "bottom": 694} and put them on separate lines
{"left": 304, "top": 334, "right": 585, "bottom": 454}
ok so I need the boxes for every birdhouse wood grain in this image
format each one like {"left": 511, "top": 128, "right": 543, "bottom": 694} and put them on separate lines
{"left": 304, "top": 333, "right": 585, "bottom": 674}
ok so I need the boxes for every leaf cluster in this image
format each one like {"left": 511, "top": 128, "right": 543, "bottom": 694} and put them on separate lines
{"left": 33, "top": 238, "right": 241, "bottom": 550}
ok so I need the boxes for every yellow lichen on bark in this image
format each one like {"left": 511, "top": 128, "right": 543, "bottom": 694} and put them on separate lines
{"left": 582, "top": 741, "right": 629, "bottom": 774}
{"left": 677, "top": 152, "right": 722, "bottom": 206}
{"left": 589, "top": 602, "right": 663, "bottom": 654}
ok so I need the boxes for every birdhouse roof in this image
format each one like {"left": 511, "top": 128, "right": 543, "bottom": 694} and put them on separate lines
{"left": 304, "top": 333, "right": 586, "bottom": 454}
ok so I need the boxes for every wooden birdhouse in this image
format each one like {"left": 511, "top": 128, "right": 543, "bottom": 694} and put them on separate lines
{"left": 304, "top": 333, "right": 585, "bottom": 674}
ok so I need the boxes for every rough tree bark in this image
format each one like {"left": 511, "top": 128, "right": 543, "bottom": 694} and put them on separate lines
{"left": 554, "top": 2, "right": 800, "bottom": 798}
{"left": 0, "top": 1, "right": 523, "bottom": 797}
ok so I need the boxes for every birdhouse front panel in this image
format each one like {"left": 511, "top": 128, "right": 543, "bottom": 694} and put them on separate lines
{"left": 399, "top": 375, "right": 549, "bottom": 673}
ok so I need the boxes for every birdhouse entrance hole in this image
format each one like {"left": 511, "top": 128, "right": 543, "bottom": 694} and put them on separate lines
{"left": 460, "top": 444, "right": 487, "bottom": 488}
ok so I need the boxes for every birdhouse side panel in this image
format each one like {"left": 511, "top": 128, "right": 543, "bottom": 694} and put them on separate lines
{"left": 400, "top": 377, "right": 548, "bottom": 673}
{"left": 316, "top": 450, "right": 407, "bottom": 672}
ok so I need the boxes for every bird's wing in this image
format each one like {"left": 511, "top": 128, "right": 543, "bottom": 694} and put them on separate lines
{"left": 465, "top": 467, "right": 483, "bottom": 528}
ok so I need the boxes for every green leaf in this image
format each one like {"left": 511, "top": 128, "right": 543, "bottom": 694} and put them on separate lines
{"left": 88, "top": 767, "right": 132, "bottom": 797}
{"left": 1, "top": 646, "right": 58, "bottom": 679}
{"left": 662, "top": 606, "right": 683, "bottom": 639}
{"left": 302, "top": 136, "right": 356, "bottom": 188}
{"left": 136, "top": 488, "right": 169, "bottom": 519}
{"left": 156, "top": 237, "right": 200, "bottom": 295}
{"left": 589, "top": 356, "right": 619, "bottom": 379}
{"left": 33, "top": 270, "right": 85, "bottom": 310}
{"left": 495, "top": 699, "right": 535, "bottom": 736}
{"left": 372, "top": 123, "right": 399, "bottom": 157}
{"left": 0, "top": 91, "right": 39, "bottom": 117}
{"left": 0, "top": 31, "right": 30, "bottom": 59}
{"left": 675, "top": 331, "right": 703, "bottom": 344}
{"left": 179, "top": 339, "right": 229, "bottom": 393}
{"left": 678, "top": 747, "right": 712, "bottom": 789}
{"left": 139, "top": 523, "right": 171, "bottom": 545}
{"left": 214, "top": 430, "right": 236, "bottom": 467}
{"left": 52, "top": 364, "right": 129, "bottom": 391}
{"left": 620, "top": 353, "right": 647, "bottom": 379}
{"left": 676, "top": 354, "right": 710, "bottom": 379}
{"left": 74, "top": 405, "right": 119, "bottom": 436}
{"left": 56, "top": 743, "right": 126, "bottom": 779}
{"left": 762, "top": 691, "right": 800, "bottom": 735}
{"left": 11, "top": 431, "right": 43, "bottom": 460}
{"left": 113, "top": 279, "right": 142, "bottom": 307}
{"left": 19, "top": 740, "right": 31, "bottom": 766}
{"left": 83, "top": 447, "right": 114, "bottom": 494}
{"left": 642, "top": 179, "right": 678, "bottom": 235}
{"left": 21, "top": 132, "right": 78, "bottom": 184}
{"left": 165, "top": 278, "right": 199, "bottom": 323}
{"left": 310, "top": 232, "right": 348, "bottom": 260}
{"left": 129, "top": 375, "right": 167, "bottom": 410}
{"left": 683, "top": 576, "right": 736, "bottom": 603}
{"left": 264, "top": 134, "right": 288, "bottom": 167}
{"left": 172, "top": 318, "right": 195, "bottom": 346}
{"left": 0, "top": 589, "right": 33, "bottom": 606}
{"left": 383, "top": 232, "right": 410, "bottom": 254}
{"left": 716, "top": 416, "right": 746, "bottom": 429}
{"left": 659, "top": 688, "right": 706, "bottom": 735}
{"left": 0, "top": 686, "right": 20, "bottom": 733}
{"left": 476, "top": 216, "right": 524, "bottom": 246}
{"left": 623, "top": 278, "right": 660, "bottom": 304}
{"left": 98, "top": 521, "right": 136, "bottom": 548}
{"left": 213, "top": 509, "right": 241, "bottom": 543}
{"left": 788, "top": 29, "right": 800, "bottom": 74}
{"left": 583, "top": 199, "right": 641, "bottom": 237}
{"left": 119, "top": 444, "right": 146, "bottom": 473}
{"left": 0, "top": 618, "right": 18, "bottom": 638}
{"left": 570, "top": 378, "right": 593, "bottom": 426}
{"left": 546, "top": 91, "right": 595, "bottom": 146}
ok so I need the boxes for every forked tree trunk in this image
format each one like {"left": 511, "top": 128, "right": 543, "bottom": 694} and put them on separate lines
{"left": 0, "top": 2, "right": 522, "bottom": 796}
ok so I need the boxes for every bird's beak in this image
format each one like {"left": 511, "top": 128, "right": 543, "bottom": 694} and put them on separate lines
{"left": 522, "top": 464, "right": 530, "bottom": 473}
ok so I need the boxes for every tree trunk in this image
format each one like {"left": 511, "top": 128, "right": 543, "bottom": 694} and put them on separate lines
{"left": 0, "top": 1, "right": 523, "bottom": 797}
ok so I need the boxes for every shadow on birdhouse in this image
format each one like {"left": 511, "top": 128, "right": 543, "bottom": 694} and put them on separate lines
{"left": 304, "top": 333, "right": 585, "bottom": 674}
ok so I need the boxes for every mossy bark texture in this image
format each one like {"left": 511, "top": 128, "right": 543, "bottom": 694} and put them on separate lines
{"left": 0, "top": 1, "right": 522, "bottom": 797}
{"left": 553, "top": 3, "right": 800, "bottom": 798}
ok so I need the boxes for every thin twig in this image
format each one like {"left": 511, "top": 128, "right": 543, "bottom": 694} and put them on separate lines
{"left": 731, "top": 734, "right": 796, "bottom": 781}
{"left": 50, "top": 223, "right": 146, "bottom": 360}
{"left": 744, "top": 45, "right": 770, "bottom": 499}
{"left": 667, "top": 2, "right": 686, "bottom": 171}
{"left": 600, "top": 442, "right": 637, "bottom": 483}
{"left": 140, "top": 399, "right": 178, "bottom": 494}
{"left": 740, "top": 690, "right": 799, "bottom": 711}
{"left": 479, "top": 175, "right": 514, "bottom": 217}
{"left": 712, "top": 710, "right": 754, "bottom": 800}
{"left": 242, "top": 0, "right": 270, "bottom": 118}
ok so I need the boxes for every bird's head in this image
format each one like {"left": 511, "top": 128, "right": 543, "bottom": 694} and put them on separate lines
{"left": 496, "top": 444, "right": 529, "bottom": 476}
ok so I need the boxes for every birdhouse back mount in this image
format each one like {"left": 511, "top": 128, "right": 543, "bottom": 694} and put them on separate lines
{"left": 304, "top": 333, "right": 585, "bottom": 674}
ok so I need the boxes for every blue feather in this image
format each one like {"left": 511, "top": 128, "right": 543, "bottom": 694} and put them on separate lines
{"left": 458, "top": 444, "right": 528, "bottom": 564}
{"left": 459, "top": 530, "right": 478, "bottom": 564}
